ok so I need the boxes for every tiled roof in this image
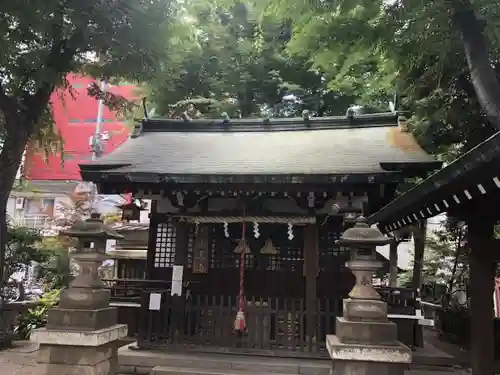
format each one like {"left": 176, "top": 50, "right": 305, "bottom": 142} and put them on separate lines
{"left": 81, "top": 113, "right": 436, "bottom": 176}
{"left": 110, "top": 222, "right": 149, "bottom": 232}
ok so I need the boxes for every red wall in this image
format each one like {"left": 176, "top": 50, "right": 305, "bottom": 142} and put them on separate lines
{"left": 24, "top": 75, "right": 136, "bottom": 181}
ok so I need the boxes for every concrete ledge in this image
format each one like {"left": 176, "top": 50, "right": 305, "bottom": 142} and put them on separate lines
{"left": 326, "top": 335, "right": 412, "bottom": 364}
{"left": 118, "top": 341, "right": 457, "bottom": 374}
{"left": 32, "top": 324, "right": 128, "bottom": 347}
{"left": 152, "top": 365, "right": 300, "bottom": 375}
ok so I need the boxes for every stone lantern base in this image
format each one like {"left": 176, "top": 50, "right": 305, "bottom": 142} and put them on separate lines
{"left": 329, "top": 217, "right": 412, "bottom": 375}
{"left": 327, "top": 334, "right": 410, "bottom": 375}
{"left": 326, "top": 297, "right": 411, "bottom": 375}
{"left": 32, "top": 324, "right": 127, "bottom": 375}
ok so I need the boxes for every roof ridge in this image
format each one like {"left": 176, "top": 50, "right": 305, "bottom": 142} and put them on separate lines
{"left": 131, "top": 112, "right": 401, "bottom": 138}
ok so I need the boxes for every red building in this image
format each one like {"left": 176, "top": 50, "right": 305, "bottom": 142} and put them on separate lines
{"left": 24, "top": 75, "right": 136, "bottom": 181}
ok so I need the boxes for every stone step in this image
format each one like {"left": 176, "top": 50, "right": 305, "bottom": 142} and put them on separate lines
{"left": 151, "top": 366, "right": 300, "bottom": 375}
{"left": 118, "top": 342, "right": 457, "bottom": 374}
{"left": 118, "top": 346, "right": 331, "bottom": 375}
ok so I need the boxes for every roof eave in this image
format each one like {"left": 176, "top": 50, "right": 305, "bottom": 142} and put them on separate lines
{"left": 368, "top": 131, "right": 500, "bottom": 228}
{"left": 82, "top": 171, "right": 406, "bottom": 189}
{"left": 379, "top": 161, "right": 443, "bottom": 176}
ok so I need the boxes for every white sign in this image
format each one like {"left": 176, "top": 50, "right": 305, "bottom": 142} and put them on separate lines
{"left": 105, "top": 239, "right": 117, "bottom": 253}
{"left": 171, "top": 280, "right": 182, "bottom": 296}
{"left": 149, "top": 293, "right": 162, "bottom": 311}
{"left": 172, "top": 265, "right": 184, "bottom": 281}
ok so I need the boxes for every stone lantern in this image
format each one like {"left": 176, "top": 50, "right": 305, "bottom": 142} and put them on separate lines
{"left": 326, "top": 216, "right": 411, "bottom": 375}
{"left": 48, "top": 213, "right": 124, "bottom": 329}
{"left": 32, "top": 213, "right": 128, "bottom": 375}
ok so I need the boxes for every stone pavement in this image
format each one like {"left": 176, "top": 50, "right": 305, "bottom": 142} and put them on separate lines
{"left": 0, "top": 341, "right": 40, "bottom": 375}
{"left": 0, "top": 341, "right": 470, "bottom": 375}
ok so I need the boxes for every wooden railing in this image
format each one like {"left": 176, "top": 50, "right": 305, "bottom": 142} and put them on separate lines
{"left": 376, "top": 287, "right": 419, "bottom": 315}
{"left": 0, "top": 300, "right": 40, "bottom": 350}
{"left": 103, "top": 279, "right": 171, "bottom": 303}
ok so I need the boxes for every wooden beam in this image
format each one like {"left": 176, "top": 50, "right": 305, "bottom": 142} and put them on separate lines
{"left": 150, "top": 211, "right": 317, "bottom": 222}
{"left": 88, "top": 172, "right": 405, "bottom": 188}
{"left": 96, "top": 181, "right": 403, "bottom": 196}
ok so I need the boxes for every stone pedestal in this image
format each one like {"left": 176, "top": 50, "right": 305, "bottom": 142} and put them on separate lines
{"left": 327, "top": 298, "right": 411, "bottom": 375}
{"left": 31, "top": 215, "right": 126, "bottom": 375}
{"left": 32, "top": 324, "right": 127, "bottom": 375}
{"left": 328, "top": 217, "right": 412, "bottom": 375}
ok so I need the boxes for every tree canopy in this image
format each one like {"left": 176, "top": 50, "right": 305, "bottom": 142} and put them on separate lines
{"left": 3, "top": 0, "right": 500, "bottom": 299}
{"left": 266, "top": 0, "right": 500, "bottom": 159}
{"left": 0, "top": 0, "right": 176, "bottom": 283}
{"left": 144, "top": 0, "right": 500, "bottom": 162}
{"left": 145, "top": 0, "right": 374, "bottom": 119}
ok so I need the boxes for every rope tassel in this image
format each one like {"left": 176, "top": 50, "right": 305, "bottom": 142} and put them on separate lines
{"left": 234, "top": 220, "right": 247, "bottom": 333}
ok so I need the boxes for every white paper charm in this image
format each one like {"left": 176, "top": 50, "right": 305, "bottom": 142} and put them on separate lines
{"left": 287, "top": 223, "right": 294, "bottom": 240}
{"left": 253, "top": 221, "right": 260, "bottom": 238}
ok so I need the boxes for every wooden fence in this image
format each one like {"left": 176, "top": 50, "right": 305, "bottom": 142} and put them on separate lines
{"left": 135, "top": 293, "right": 341, "bottom": 354}
{"left": 106, "top": 280, "right": 421, "bottom": 354}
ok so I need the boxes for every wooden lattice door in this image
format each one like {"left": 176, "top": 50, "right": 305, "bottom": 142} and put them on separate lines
{"left": 197, "top": 223, "right": 305, "bottom": 299}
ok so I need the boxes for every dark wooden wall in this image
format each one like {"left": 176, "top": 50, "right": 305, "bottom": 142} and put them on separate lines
{"left": 148, "top": 218, "right": 360, "bottom": 300}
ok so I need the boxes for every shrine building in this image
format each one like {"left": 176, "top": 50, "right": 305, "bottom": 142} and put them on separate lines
{"left": 80, "top": 111, "right": 439, "bottom": 355}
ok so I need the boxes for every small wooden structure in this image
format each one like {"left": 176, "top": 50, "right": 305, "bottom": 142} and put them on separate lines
{"left": 107, "top": 222, "right": 148, "bottom": 280}
{"left": 369, "top": 131, "right": 500, "bottom": 375}
{"left": 80, "top": 112, "right": 438, "bottom": 356}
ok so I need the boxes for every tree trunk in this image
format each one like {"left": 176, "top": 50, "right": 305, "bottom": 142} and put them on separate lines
{"left": 451, "top": 0, "right": 500, "bottom": 130}
{"left": 237, "top": 90, "right": 255, "bottom": 118}
{"left": 411, "top": 220, "right": 427, "bottom": 291}
{"left": 389, "top": 239, "right": 399, "bottom": 287}
{"left": 0, "top": 122, "right": 31, "bottom": 289}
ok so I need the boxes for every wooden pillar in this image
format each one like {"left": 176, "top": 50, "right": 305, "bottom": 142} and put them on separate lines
{"left": 389, "top": 240, "right": 399, "bottom": 287}
{"left": 171, "top": 218, "right": 189, "bottom": 341}
{"left": 145, "top": 200, "right": 158, "bottom": 280}
{"left": 467, "top": 217, "right": 496, "bottom": 375}
{"left": 411, "top": 220, "right": 426, "bottom": 291}
{"left": 304, "top": 223, "right": 319, "bottom": 350}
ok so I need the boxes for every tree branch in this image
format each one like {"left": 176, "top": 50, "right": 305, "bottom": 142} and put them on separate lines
{"left": 450, "top": 0, "right": 500, "bottom": 130}
{"left": 21, "top": 27, "right": 82, "bottom": 128}
{"left": 0, "top": 81, "right": 17, "bottom": 124}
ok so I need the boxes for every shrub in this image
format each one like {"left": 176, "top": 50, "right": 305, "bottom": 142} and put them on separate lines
{"left": 15, "top": 289, "right": 60, "bottom": 340}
